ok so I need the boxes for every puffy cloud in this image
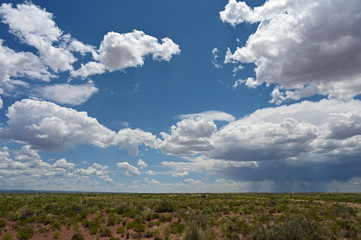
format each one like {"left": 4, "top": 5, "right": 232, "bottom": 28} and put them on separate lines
{"left": 72, "top": 163, "right": 112, "bottom": 184}
{"left": 159, "top": 99, "right": 361, "bottom": 189}
{"left": 68, "top": 39, "right": 96, "bottom": 57}
{"left": 35, "top": 82, "right": 99, "bottom": 105}
{"left": 146, "top": 170, "right": 155, "bottom": 176}
{"left": 0, "top": 3, "right": 61, "bottom": 42}
{"left": 70, "top": 62, "right": 106, "bottom": 79}
{"left": 103, "top": 176, "right": 114, "bottom": 183}
{"left": 173, "top": 100, "right": 361, "bottom": 191}
{"left": 159, "top": 117, "right": 217, "bottom": 155}
{"left": 15, "top": 145, "right": 41, "bottom": 162}
{"left": 0, "top": 2, "right": 181, "bottom": 110}
{"left": 221, "top": 0, "right": 361, "bottom": 102}
{"left": 117, "top": 162, "right": 140, "bottom": 176}
{"left": 0, "top": 99, "right": 159, "bottom": 154}
{"left": 209, "top": 117, "right": 318, "bottom": 161}
{"left": 96, "top": 30, "right": 180, "bottom": 72}
{"left": 0, "top": 146, "right": 98, "bottom": 190}
{"left": 0, "top": 40, "right": 54, "bottom": 84}
{"left": 52, "top": 158, "right": 75, "bottom": 169}
{"left": 116, "top": 128, "right": 161, "bottom": 156}
{"left": 144, "top": 177, "right": 160, "bottom": 184}
{"left": 0, "top": 3, "right": 76, "bottom": 72}
{"left": 137, "top": 159, "right": 147, "bottom": 169}
{"left": 0, "top": 99, "right": 115, "bottom": 151}
{"left": 172, "top": 171, "right": 189, "bottom": 177}
{"left": 74, "top": 166, "right": 105, "bottom": 176}
{"left": 69, "top": 30, "right": 181, "bottom": 78}
{"left": 92, "top": 163, "right": 108, "bottom": 170}
{"left": 208, "top": 99, "right": 361, "bottom": 162}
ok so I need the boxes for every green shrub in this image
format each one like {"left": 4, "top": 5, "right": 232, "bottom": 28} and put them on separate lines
{"left": 70, "top": 204, "right": 83, "bottom": 213}
{"left": 251, "top": 217, "right": 324, "bottom": 240}
{"left": 127, "top": 220, "right": 145, "bottom": 233}
{"left": 184, "top": 225, "right": 202, "bottom": 240}
{"left": 115, "top": 204, "right": 130, "bottom": 214}
{"left": 19, "top": 209, "right": 34, "bottom": 219}
{"left": 50, "top": 220, "right": 61, "bottom": 230}
{"left": 89, "top": 223, "right": 98, "bottom": 235}
{"left": 153, "top": 227, "right": 160, "bottom": 240}
{"left": 108, "top": 212, "right": 117, "bottom": 226}
{"left": 171, "top": 221, "right": 185, "bottom": 234}
{"left": 162, "top": 224, "right": 171, "bottom": 240}
{"left": 44, "top": 204, "right": 60, "bottom": 215}
{"left": 221, "top": 217, "right": 250, "bottom": 238}
{"left": 145, "top": 229, "right": 154, "bottom": 238}
{"left": 187, "top": 213, "right": 209, "bottom": 230}
{"left": 116, "top": 226, "right": 125, "bottom": 234}
{"left": 1, "top": 234, "right": 14, "bottom": 240}
{"left": 79, "top": 209, "right": 89, "bottom": 219}
{"left": 151, "top": 212, "right": 160, "bottom": 219}
{"left": 331, "top": 204, "right": 357, "bottom": 218}
{"left": 100, "top": 227, "right": 112, "bottom": 237}
{"left": 17, "top": 226, "right": 35, "bottom": 240}
{"left": 156, "top": 199, "right": 173, "bottom": 213}
{"left": 39, "top": 215, "right": 52, "bottom": 225}
{"left": 146, "top": 220, "right": 154, "bottom": 228}
{"left": 0, "top": 219, "right": 6, "bottom": 228}
{"left": 159, "top": 214, "right": 173, "bottom": 223}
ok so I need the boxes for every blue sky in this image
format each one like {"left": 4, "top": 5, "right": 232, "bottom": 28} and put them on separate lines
{"left": 1, "top": 0, "right": 361, "bottom": 192}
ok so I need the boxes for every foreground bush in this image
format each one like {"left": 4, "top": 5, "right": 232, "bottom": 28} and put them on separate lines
{"left": 156, "top": 199, "right": 173, "bottom": 213}
{"left": 251, "top": 217, "right": 325, "bottom": 240}
{"left": 17, "top": 226, "right": 34, "bottom": 240}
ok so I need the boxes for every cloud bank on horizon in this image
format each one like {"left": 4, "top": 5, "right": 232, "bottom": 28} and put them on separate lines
{"left": 0, "top": 0, "right": 361, "bottom": 192}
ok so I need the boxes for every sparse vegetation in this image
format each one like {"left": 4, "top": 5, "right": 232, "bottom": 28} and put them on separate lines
{"left": 0, "top": 193, "right": 361, "bottom": 239}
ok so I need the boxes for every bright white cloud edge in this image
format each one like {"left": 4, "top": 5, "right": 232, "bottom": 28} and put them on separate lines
{"left": 220, "top": 0, "right": 361, "bottom": 103}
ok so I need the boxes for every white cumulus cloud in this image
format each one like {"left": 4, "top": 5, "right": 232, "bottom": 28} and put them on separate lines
{"left": 73, "top": 166, "right": 105, "bottom": 176}
{"left": 221, "top": 0, "right": 361, "bottom": 103}
{"left": 159, "top": 117, "right": 217, "bottom": 155}
{"left": 52, "top": 158, "right": 75, "bottom": 169}
{"left": 159, "top": 99, "right": 361, "bottom": 165}
{"left": 0, "top": 40, "right": 54, "bottom": 84}
{"left": 0, "top": 3, "right": 76, "bottom": 72}
{"left": 94, "top": 30, "right": 180, "bottom": 72}
{"left": 70, "top": 62, "right": 106, "bottom": 79}
{"left": 0, "top": 2, "right": 181, "bottom": 107}
{"left": 0, "top": 99, "right": 159, "bottom": 154}
{"left": 117, "top": 162, "right": 141, "bottom": 176}
{"left": 208, "top": 99, "right": 361, "bottom": 162}
{"left": 137, "top": 159, "right": 148, "bottom": 169}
